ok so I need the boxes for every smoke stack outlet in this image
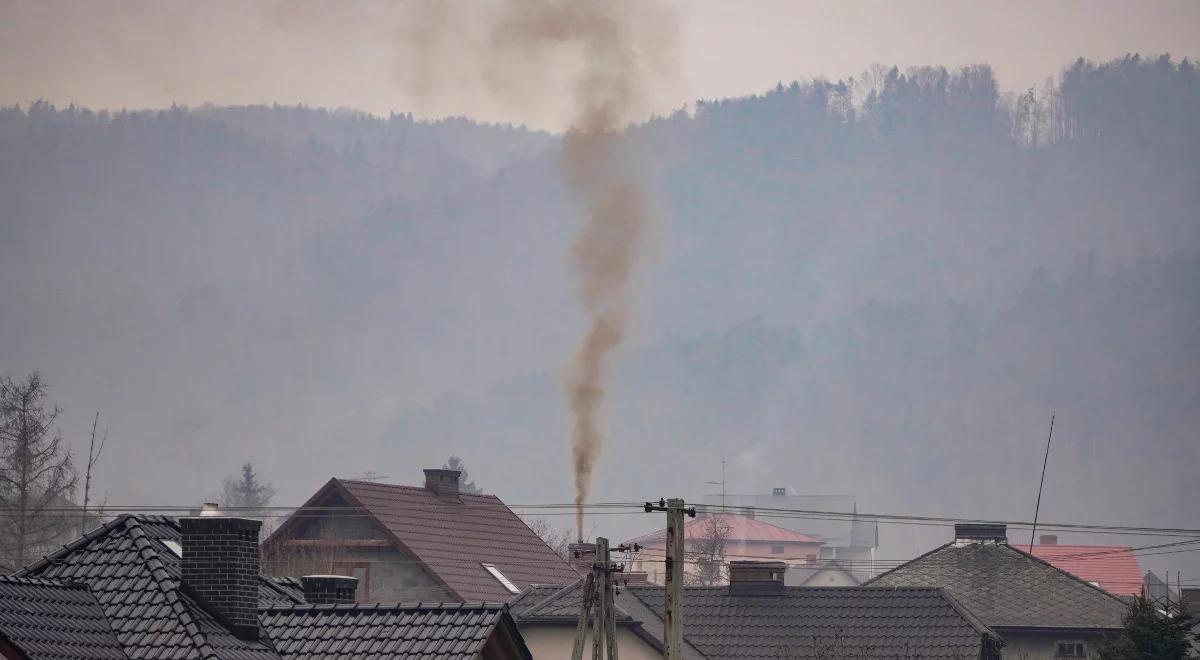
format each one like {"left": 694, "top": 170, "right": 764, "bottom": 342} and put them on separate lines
{"left": 423, "top": 468, "right": 461, "bottom": 496}
{"left": 1039, "top": 534, "right": 1058, "bottom": 545}
{"left": 180, "top": 514, "right": 262, "bottom": 640}
{"left": 728, "top": 561, "right": 788, "bottom": 596}
{"left": 954, "top": 523, "right": 1008, "bottom": 544}
{"left": 301, "top": 575, "right": 359, "bottom": 605}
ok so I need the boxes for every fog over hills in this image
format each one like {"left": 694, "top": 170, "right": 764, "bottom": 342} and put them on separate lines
{"left": 1, "top": 55, "right": 1197, "bottom": 572}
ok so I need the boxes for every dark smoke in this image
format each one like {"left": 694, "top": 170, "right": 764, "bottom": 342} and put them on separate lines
{"left": 399, "top": 0, "right": 678, "bottom": 539}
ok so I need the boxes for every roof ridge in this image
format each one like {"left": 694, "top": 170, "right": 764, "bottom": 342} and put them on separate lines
{"left": 935, "top": 587, "right": 1002, "bottom": 638}
{"left": 517, "top": 579, "right": 584, "bottom": 618}
{"left": 124, "top": 518, "right": 222, "bottom": 660}
{"left": 15, "top": 514, "right": 140, "bottom": 576}
{"left": 260, "top": 601, "right": 507, "bottom": 612}
{"left": 862, "top": 541, "right": 955, "bottom": 584}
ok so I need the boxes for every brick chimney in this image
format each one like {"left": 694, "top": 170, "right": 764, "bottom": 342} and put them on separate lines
{"left": 423, "top": 468, "right": 461, "bottom": 496}
{"left": 300, "top": 575, "right": 359, "bottom": 605}
{"left": 180, "top": 510, "right": 262, "bottom": 640}
{"left": 954, "top": 523, "right": 1007, "bottom": 544}
{"left": 568, "top": 542, "right": 595, "bottom": 574}
{"left": 1039, "top": 534, "right": 1058, "bottom": 545}
{"left": 728, "top": 560, "right": 788, "bottom": 596}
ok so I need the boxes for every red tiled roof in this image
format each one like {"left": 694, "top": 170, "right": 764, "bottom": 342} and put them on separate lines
{"left": 629, "top": 513, "right": 822, "bottom": 546}
{"left": 332, "top": 479, "right": 580, "bottom": 602}
{"left": 1028, "top": 544, "right": 1144, "bottom": 596}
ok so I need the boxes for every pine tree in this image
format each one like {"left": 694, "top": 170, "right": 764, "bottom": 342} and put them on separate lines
{"left": 0, "top": 373, "right": 78, "bottom": 569}
{"left": 220, "top": 462, "right": 276, "bottom": 513}
{"left": 1099, "top": 593, "right": 1199, "bottom": 660}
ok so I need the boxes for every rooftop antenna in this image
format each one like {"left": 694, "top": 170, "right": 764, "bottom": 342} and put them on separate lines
{"left": 1029, "top": 412, "right": 1055, "bottom": 553}
{"left": 706, "top": 459, "right": 727, "bottom": 510}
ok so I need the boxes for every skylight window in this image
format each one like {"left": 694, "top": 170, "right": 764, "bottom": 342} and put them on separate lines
{"left": 481, "top": 563, "right": 519, "bottom": 594}
{"left": 163, "top": 540, "right": 183, "bottom": 557}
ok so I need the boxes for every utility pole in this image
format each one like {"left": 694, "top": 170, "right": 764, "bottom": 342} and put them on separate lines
{"left": 645, "top": 498, "right": 696, "bottom": 660}
{"left": 571, "top": 537, "right": 627, "bottom": 660}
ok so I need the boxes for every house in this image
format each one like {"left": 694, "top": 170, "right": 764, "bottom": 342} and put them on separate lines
{"left": 784, "top": 558, "right": 860, "bottom": 587}
{"left": 512, "top": 559, "right": 1003, "bottom": 660}
{"left": 625, "top": 512, "right": 823, "bottom": 584}
{"left": 868, "top": 523, "right": 1128, "bottom": 660}
{"left": 262, "top": 469, "right": 580, "bottom": 603}
{"left": 509, "top": 581, "right": 706, "bottom": 660}
{"left": 703, "top": 490, "right": 879, "bottom": 581}
{"left": 1, "top": 511, "right": 532, "bottom": 660}
{"left": 1027, "top": 534, "right": 1144, "bottom": 597}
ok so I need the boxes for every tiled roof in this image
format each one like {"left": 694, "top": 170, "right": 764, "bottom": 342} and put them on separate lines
{"left": 508, "top": 581, "right": 634, "bottom": 623}
{"left": 273, "top": 479, "right": 580, "bottom": 602}
{"left": 623, "top": 585, "right": 1000, "bottom": 660}
{"left": 0, "top": 576, "right": 126, "bottom": 660}
{"left": 1028, "top": 544, "right": 1144, "bottom": 596}
{"left": 260, "top": 603, "right": 530, "bottom": 660}
{"left": 867, "top": 542, "right": 1128, "bottom": 629}
{"left": 629, "top": 513, "right": 822, "bottom": 546}
{"left": 15, "top": 515, "right": 281, "bottom": 660}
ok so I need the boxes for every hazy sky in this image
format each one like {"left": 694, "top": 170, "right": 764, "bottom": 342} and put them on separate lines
{"left": 2, "top": 0, "right": 1197, "bottom": 129}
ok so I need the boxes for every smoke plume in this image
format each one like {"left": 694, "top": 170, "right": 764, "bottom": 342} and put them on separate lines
{"left": 398, "top": 0, "right": 678, "bottom": 539}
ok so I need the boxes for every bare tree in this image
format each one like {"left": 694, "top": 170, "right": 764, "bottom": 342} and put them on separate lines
{"left": 687, "top": 512, "right": 732, "bottom": 586}
{"left": 523, "top": 516, "right": 573, "bottom": 560}
{"left": 80, "top": 411, "right": 107, "bottom": 534}
{"left": 0, "top": 373, "right": 78, "bottom": 569}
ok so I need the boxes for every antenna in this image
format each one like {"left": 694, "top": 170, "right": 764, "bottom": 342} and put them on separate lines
{"left": 1029, "top": 412, "right": 1056, "bottom": 553}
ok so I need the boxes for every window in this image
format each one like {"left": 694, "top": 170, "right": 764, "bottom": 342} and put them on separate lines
{"left": 481, "top": 563, "right": 520, "bottom": 594}
{"left": 1056, "top": 641, "right": 1086, "bottom": 657}
{"left": 770, "top": 544, "right": 785, "bottom": 555}
{"left": 162, "top": 540, "right": 183, "bottom": 557}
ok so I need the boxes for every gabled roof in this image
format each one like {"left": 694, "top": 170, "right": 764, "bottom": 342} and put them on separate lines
{"left": 0, "top": 576, "right": 126, "bottom": 660}
{"left": 867, "top": 542, "right": 1129, "bottom": 630}
{"left": 1028, "top": 544, "right": 1144, "bottom": 596}
{"left": 260, "top": 602, "right": 531, "bottom": 660}
{"left": 15, "top": 515, "right": 281, "bottom": 660}
{"left": 785, "top": 559, "right": 861, "bottom": 587}
{"left": 622, "top": 585, "right": 1000, "bottom": 660}
{"left": 628, "top": 513, "right": 822, "bottom": 546}
{"left": 265, "top": 478, "right": 580, "bottom": 602}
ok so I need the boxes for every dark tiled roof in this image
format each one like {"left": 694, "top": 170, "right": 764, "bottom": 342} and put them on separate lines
{"left": 624, "top": 585, "right": 1000, "bottom": 660}
{"left": 15, "top": 515, "right": 280, "bottom": 660}
{"left": 271, "top": 479, "right": 580, "bottom": 602}
{"left": 0, "top": 576, "right": 126, "bottom": 660}
{"left": 259, "top": 577, "right": 307, "bottom": 607}
{"left": 866, "top": 542, "right": 1128, "bottom": 629}
{"left": 260, "top": 602, "right": 530, "bottom": 660}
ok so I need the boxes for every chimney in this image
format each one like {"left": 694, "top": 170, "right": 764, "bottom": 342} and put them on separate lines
{"left": 300, "top": 575, "right": 359, "bottom": 605}
{"left": 180, "top": 508, "right": 262, "bottom": 640}
{"left": 728, "top": 560, "right": 788, "bottom": 596}
{"left": 1039, "top": 534, "right": 1058, "bottom": 545}
{"left": 568, "top": 542, "right": 596, "bottom": 574}
{"left": 954, "top": 523, "right": 1007, "bottom": 544}
{"left": 772, "top": 487, "right": 786, "bottom": 496}
{"left": 423, "top": 468, "right": 461, "bottom": 496}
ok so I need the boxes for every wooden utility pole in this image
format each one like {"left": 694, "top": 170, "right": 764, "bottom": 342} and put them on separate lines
{"left": 592, "top": 538, "right": 607, "bottom": 660}
{"left": 571, "top": 571, "right": 596, "bottom": 660}
{"left": 645, "top": 498, "right": 696, "bottom": 660}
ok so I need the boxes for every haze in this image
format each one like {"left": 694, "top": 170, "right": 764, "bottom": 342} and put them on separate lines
{"left": 1, "top": 0, "right": 1198, "bottom": 583}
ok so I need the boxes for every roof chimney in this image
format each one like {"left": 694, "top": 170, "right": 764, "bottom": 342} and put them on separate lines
{"left": 568, "top": 542, "right": 595, "bottom": 574}
{"left": 300, "top": 575, "right": 359, "bottom": 605}
{"left": 1039, "top": 534, "right": 1058, "bottom": 545}
{"left": 728, "top": 560, "right": 788, "bottom": 596}
{"left": 423, "top": 468, "right": 461, "bottom": 496}
{"left": 954, "top": 523, "right": 1007, "bottom": 544}
{"left": 772, "top": 487, "right": 786, "bottom": 496}
{"left": 180, "top": 509, "right": 262, "bottom": 640}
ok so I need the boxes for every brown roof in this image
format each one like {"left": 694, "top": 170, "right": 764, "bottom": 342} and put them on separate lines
{"left": 273, "top": 478, "right": 580, "bottom": 602}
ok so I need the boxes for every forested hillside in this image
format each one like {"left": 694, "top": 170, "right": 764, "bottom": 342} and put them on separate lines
{"left": 1, "top": 55, "right": 1196, "bottom": 565}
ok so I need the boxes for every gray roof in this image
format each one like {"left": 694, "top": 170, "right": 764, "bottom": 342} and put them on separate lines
{"left": 623, "top": 585, "right": 1000, "bottom": 660}
{"left": 866, "top": 542, "right": 1128, "bottom": 630}
{"left": 16, "top": 515, "right": 281, "bottom": 660}
{"left": 260, "top": 603, "right": 530, "bottom": 660}
{"left": 703, "top": 494, "right": 877, "bottom": 548}
{"left": 0, "top": 576, "right": 126, "bottom": 660}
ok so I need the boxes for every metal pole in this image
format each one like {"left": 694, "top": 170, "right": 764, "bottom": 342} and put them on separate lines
{"left": 664, "top": 498, "right": 685, "bottom": 660}
{"left": 570, "top": 572, "right": 596, "bottom": 660}
{"left": 1029, "top": 412, "right": 1055, "bottom": 553}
